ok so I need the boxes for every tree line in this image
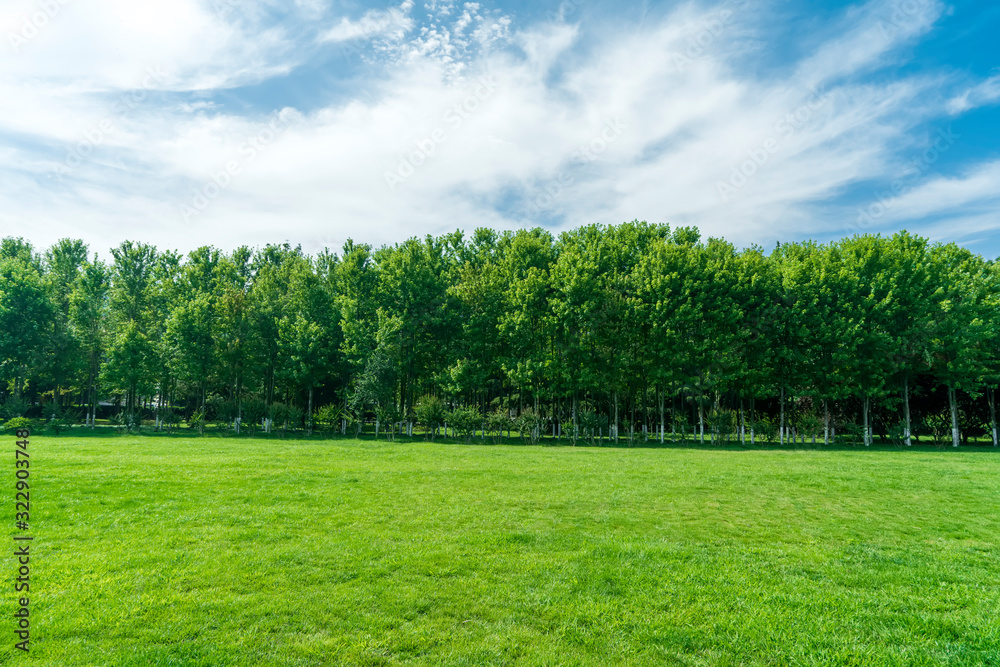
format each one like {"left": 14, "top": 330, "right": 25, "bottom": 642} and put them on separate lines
{"left": 3, "top": 222, "right": 999, "bottom": 447}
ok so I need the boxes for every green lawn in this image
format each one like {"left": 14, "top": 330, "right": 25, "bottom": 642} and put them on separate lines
{"left": 7, "top": 435, "right": 1000, "bottom": 665}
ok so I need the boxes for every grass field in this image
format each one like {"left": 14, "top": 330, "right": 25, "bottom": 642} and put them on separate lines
{"left": 5, "top": 434, "right": 1000, "bottom": 665}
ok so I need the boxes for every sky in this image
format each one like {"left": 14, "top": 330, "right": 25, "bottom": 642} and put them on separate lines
{"left": 1, "top": 0, "right": 999, "bottom": 259}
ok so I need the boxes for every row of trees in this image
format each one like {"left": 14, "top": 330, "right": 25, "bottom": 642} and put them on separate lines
{"left": 3, "top": 223, "right": 999, "bottom": 446}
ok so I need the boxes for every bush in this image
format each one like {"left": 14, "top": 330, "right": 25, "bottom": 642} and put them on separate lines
{"left": 270, "top": 403, "right": 303, "bottom": 437}
{"left": 3, "top": 417, "right": 33, "bottom": 433}
{"left": 515, "top": 409, "right": 542, "bottom": 445}
{"left": 751, "top": 418, "right": 778, "bottom": 444}
{"left": 1, "top": 396, "right": 29, "bottom": 421}
{"left": 111, "top": 412, "right": 139, "bottom": 432}
{"left": 207, "top": 397, "right": 237, "bottom": 426}
{"left": 188, "top": 409, "right": 207, "bottom": 435}
{"left": 414, "top": 395, "right": 446, "bottom": 440}
{"left": 486, "top": 408, "right": 512, "bottom": 444}
{"left": 159, "top": 406, "right": 179, "bottom": 431}
{"left": 579, "top": 410, "right": 608, "bottom": 445}
{"left": 376, "top": 404, "right": 401, "bottom": 440}
{"left": 41, "top": 401, "right": 79, "bottom": 435}
{"left": 446, "top": 406, "right": 481, "bottom": 443}
{"left": 242, "top": 398, "right": 267, "bottom": 433}
{"left": 315, "top": 404, "right": 342, "bottom": 434}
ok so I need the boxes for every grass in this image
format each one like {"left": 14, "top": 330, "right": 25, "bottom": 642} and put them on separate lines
{"left": 5, "top": 434, "right": 1000, "bottom": 665}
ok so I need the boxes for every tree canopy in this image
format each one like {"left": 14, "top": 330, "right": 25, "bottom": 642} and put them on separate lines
{"left": 4, "top": 224, "right": 999, "bottom": 447}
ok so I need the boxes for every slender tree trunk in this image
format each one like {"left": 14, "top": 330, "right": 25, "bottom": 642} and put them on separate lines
{"left": 672, "top": 394, "right": 677, "bottom": 442}
{"left": 659, "top": 390, "right": 665, "bottom": 444}
{"left": 698, "top": 401, "right": 705, "bottom": 445}
{"left": 823, "top": 400, "right": 829, "bottom": 446}
{"left": 572, "top": 395, "right": 578, "bottom": 442}
{"left": 307, "top": 387, "right": 313, "bottom": 436}
{"left": 614, "top": 391, "right": 619, "bottom": 443}
{"left": 949, "top": 386, "right": 960, "bottom": 448}
{"left": 780, "top": 386, "right": 785, "bottom": 446}
{"left": 989, "top": 387, "right": 998, "bottom": 447}
{"left": 903, "top": 377, "right": 912, "bottom": 447}
{"left": 863, "top": 395, "right": 871, "bottom": 447}
{"left": 739, "top": 398, "right": 745, "bottom": 445}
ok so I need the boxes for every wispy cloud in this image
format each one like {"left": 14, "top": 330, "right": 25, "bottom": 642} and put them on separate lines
{"left": 947, "top": 75, "right": 1000, "bottom": 115}
{"left": 320, "top": 0, "right": 415, "bottom": 45}
{"left": 1, "top": 0, "right": 999, "bottom": 257}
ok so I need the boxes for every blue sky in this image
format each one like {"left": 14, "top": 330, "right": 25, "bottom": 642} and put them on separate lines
{"left": 1, "top": 0, "right": 999, "bottom": 257}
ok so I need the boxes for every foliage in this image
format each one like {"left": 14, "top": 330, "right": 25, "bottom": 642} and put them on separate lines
{"left": 315, "top": 404, "right": 342, "bottom": 434}
{"left": 446, "top": 406, "right": 481, "bottom": 443}
{"left": 515, "top": 409, "right": 543, "bottom": 445}
{"left": 4, "top": 226, "right": 1000, "bottom": 448}
{"left": 41, "top": 400, "right": 78, "bottom": 435}
{"left": 1, "top": 396, "right": 29, "bottom": 420}
{"left": 2, "top": 417, "right": 33, "bottom": 432}
{"left": 414, "top": 395, "right": 446, "bottom": 440}
{"left": 486, "top": 408, "right": 513, "bottom": 444}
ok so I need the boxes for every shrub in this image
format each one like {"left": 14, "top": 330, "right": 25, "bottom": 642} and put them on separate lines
{"left": 242, "top": 398, "right": 267, "bottom": 433}
{"left": 1, "top": 396, "right": 29, "bottom": 421}
{"left": 270, "top": 403, "right": 303, "bottom": 437}
{"left": 486, "top": 408, "right": 512, "bottom": 444}
{"left": 376, "top": 404, "right": 401, "bottom": 440}
{"left": 414, "top": 395, "right": 446, "bottom": 440}
{"left": 188, "top": 409, "right": 207, "bottom": 435}
{"left": 315, "top": 404, "right": 342, "bottom": 435}
{"left": 446, "top": 406, "right": 481, "bottom": 443}
{"left": 515, "top": 409, "right": 542, "bottom": 445}
{"left": 3, "top": 417, "right": 33, "bottom": 433}
{"left": 42, "top": 401, "right": 79, "bottom": 435}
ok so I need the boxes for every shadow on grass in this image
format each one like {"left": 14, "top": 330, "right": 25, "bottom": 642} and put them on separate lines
{"left": 17, "top": 424, "right": 1000, "bottom": 453}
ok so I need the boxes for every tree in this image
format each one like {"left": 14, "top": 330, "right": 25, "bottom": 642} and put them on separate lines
{"left": 0, "top": 250, "right": 53, "bottom": 400}
{"left": 69, "top": 259, "right": 109, "bottom": 426}
{"left": 104, "top": 241, "right": 162, "bottom": 425}
{"left": 926, "top": 244, "right": 992, "bottom": 447}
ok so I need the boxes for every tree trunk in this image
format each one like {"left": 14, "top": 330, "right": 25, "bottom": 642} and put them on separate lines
{"left": 823, "top": 400, "right": 829, "bottom": 446}
{"left": 307, "top": 387, "right": 314, "bottom": 436}
{"left": 780, "top": 386, "right": 785, "bottom": 446}
{"left": 863, "top": 395, "right": 871, "bottom": 447}
{"left": 739, "top": 398, "right": 745, "bottom": 445}
{"left": 614, "top": 391, "right": 619, "bottom": 443}
{"left": 659, "top": 390, "right": 665, "bottom": 444}
{"left": 989, "top": 387, "right": 998, "bottom": 447}
{"left": 698, "top": 401, "right": 705, "bottom": 445}
{"left": 949, "top": 386, "right": 960, "bottom": 448}
{"left": 903, "top": 377, "right": 912, "bottom": 447}
{"left": 572, "top": 395, "right": 578, "bottom": 442}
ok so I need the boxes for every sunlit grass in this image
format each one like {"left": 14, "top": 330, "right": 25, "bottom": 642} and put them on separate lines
{"left": 7, "top": 435, "right": 1000, "bottom": 665}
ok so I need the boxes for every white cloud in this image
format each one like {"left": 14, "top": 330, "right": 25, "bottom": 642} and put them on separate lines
{"left": 319, "top": 0, "right": 414, "bottom": 44}
{"left": 1, "top": 0, "right": 999, "bottom": 258}
{"left": 866, "top": 160, "right": 1000, "bottom": 223}
{"left": 947, "top": 75, "right": 1000, "bottom": 115}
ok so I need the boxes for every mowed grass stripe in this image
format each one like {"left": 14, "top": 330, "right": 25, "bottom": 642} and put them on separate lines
{"left": 9, "top": 437, "right": 1000, "bottom": 666}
